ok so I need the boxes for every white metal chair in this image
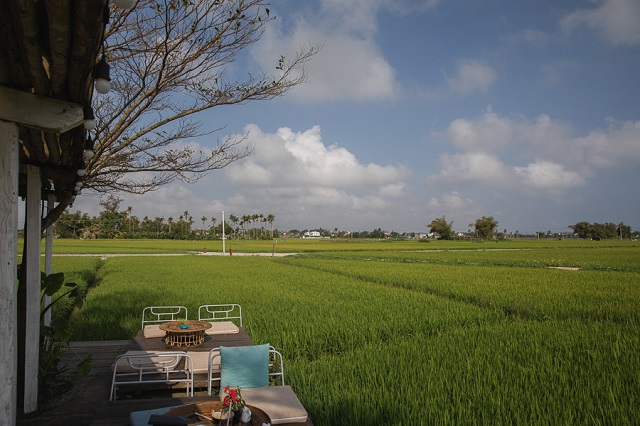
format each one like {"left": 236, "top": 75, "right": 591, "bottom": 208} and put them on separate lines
{"left": 141, "top": 305, "right": 188, "bottom": 338}
{"left": 197, "top": 304, "right": 242, "bottom": 335}
{"left": 204, "top": 345, "right": 306, "bottom": 424}
{"left": 205, "top": 345, "right": 284, "bottom": 396}
{"left": 110, "top": 351, "right": 194, "bottom": 401}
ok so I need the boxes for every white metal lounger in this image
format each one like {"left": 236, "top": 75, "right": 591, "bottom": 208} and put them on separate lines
{"left": 202, "top": 344, "right": 307, "bottom": 424}
{"left": 204, "top": 345, "right": 284, "bottom": 396}
{"left": 197, "top": 304, "right": 242, "bottom": 335}
{"left": 110, "top": 351, "right": 194, "bottom": 401}
{"left": 142, "top": 305, "right": 188, "bottom": 338}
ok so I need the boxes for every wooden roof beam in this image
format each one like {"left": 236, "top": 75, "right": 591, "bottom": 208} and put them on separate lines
{"left": 0, "top": 85, "right": 83, "bottom": 133}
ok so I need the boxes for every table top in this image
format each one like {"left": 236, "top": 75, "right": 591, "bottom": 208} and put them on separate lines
{"left": 131, "top": 327, "right": 252, "bottom": 353}
{"left": 159, "top": 320, "right": 212, "bottom": 333}
{"left": 165, "top": 401, "right": 270, "bottom": 425}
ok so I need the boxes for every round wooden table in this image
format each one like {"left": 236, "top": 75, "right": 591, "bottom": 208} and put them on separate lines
{"left": 165, "top": 401, "right": 270, "bottom": 425}
{"left": 159, "top": 320, "right": 212, "bottom": 348}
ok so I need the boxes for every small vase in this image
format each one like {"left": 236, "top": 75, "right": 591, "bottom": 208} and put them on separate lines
{"left": 180, "top": 323, "right": 188, "bottom": 329}
{"left": 240, "top": 407, "right": 251, "bottom": 423}
{"left": 232, "top": 409, "right": 242, "bottom": 425}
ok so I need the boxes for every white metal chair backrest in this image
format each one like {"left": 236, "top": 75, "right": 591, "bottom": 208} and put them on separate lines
{"left": 141, "top": 305, "right": 188, "bottom": 330}
{"left": 110, "top": 351, "right": 194, "bottom": 401}
{"left": 268, "top": 346, "right": 285, "bottom": 386}
{"left": 198, "top": 304, "right": 242, "bottom": 327}
{"left": 206, "top": 345, "right": 285, "bottom": 395}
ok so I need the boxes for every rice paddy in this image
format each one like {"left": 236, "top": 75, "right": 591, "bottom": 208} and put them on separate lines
{"left": 46, "top": 238, "right": 639, "bottom": 425}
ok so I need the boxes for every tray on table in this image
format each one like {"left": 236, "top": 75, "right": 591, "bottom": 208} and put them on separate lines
{"left": 165, "top": 401, "right": 270, "bottom": 425}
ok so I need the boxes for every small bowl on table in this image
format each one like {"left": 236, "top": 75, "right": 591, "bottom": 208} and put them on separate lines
{"left": 211, "top": 409, "right": 233, "bottom": 424}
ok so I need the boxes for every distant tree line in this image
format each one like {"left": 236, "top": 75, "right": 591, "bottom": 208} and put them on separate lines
{"left": 428, "top": 215, "right": 499, "bottom": 240}
{"left": 426, "top": 216, "right": 637, "bottom": 241}
{"left": 569, "top": 221, "right": 633, "bottom": 240}
{"left": 52, "top": 195, "right": 278, "bottom": 240}
{"left": 50, "top": 197, "right": 636, "bottom": 241}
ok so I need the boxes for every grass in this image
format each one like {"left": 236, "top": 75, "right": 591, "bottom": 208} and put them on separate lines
{"left": 43, "top": 238, "right": 640, "bottom": 425}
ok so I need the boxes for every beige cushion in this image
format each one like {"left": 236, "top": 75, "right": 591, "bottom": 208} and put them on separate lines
{"left": 204, "top": 321, "right": 239, "bottom": 335}
{"left": 186, "top": 351, "right": 221, "bottom": 374}
{"left": 143, "top": 324, "right": 165, "bottom": 338}
{"left": 242, "top": 386, "right": 308, "bottom": 424}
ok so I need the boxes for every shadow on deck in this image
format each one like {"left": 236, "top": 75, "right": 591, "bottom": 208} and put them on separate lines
{"left": 17, "top": 328, "right": 288, "bottom": 425}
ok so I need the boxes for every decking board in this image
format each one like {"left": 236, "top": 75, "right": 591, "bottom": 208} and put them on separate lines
{"left": 16, "top": 329, "right": 311, "bottom": 425}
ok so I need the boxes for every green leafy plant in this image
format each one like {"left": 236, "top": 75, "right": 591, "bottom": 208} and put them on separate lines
{"left": 39, "top": 271, "right": 92, "bottom": 401}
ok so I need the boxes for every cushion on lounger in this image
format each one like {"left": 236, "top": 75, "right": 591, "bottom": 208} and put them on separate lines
{"left": 242, "top": 385, "right": 308, "bottom": 424}
{"left": 220, "top": 344, "right": 269, "bottom": 389}
{"left": 143, "top": 324, "right": 165, "bottom": 338}
{"left": 205, "top": 321, "right": 240, "bottom": 335}
{"left": 186, "top": 350, "right": 221, "bottom": 374}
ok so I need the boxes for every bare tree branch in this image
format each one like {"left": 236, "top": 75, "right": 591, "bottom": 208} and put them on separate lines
{"left": 84, "top": 0, "right": 318, "bottom": 195}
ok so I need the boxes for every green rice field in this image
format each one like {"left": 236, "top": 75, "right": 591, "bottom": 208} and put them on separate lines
{"left": 43, "top": 238, "right": 640, "bottom": 425}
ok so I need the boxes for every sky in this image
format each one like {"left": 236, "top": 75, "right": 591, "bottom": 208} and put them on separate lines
{"left": 68, "top": 0, "right": 639, "bottom": 234}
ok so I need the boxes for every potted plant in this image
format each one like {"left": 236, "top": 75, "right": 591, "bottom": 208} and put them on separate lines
{"left": 222, "top": 385, "right": 245, "bottom": 424}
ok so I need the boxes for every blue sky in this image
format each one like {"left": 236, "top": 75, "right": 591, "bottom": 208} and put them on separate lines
{"left": 71, "top": 0, "right": 640, "bottom": 234}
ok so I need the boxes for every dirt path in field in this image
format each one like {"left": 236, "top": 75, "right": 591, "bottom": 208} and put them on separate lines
{"left": 51, "top": 251, "right": 297, "bottom": 257}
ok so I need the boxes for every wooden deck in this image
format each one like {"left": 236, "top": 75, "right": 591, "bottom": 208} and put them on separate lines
{"left": 16, "top": 329, "right": 312, "bottom": 426}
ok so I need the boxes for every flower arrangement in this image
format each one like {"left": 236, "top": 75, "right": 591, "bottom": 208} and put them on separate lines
{"left": 222, "top": 385, "right": 245, "bottom": 412}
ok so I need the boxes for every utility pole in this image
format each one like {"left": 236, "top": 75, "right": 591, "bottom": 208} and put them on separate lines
{"left": 222, "top": 211, "right": 226, "bottom": 254}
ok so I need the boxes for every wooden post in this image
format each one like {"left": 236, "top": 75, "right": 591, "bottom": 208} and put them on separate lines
{"left": 44, "top": 195, "right": 55, "bottom": 328}
{"left": 24, "top": 165, "right": 41, "bottom": 413}
{"left": 0, "top": 86, "right": 84, "bottom": 416}
{"left": 0, "top": 120, "right": 19, "bottom": 426}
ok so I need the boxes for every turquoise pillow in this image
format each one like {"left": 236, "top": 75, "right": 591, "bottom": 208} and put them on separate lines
{"left": 220, "top": 344, "right": 269, "bottom": 389}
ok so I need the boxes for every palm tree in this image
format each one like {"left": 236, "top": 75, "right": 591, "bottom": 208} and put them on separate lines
{"left": 241, "top": 214, "right": 251, "bottom": 239}
{"left": 266, "top": 214, "right": 275, "bottom": 239}
{"left": 201, "top": 216, "right": 207, "bottom": 239}
{"left": 210, "top": 217, "right": 217, "bottom": 237}
{"left": 183, "top": 210, "right": 193, "bottom": 236}
{"left": 259, "top": 214, "right": 265, "bottom": 239}
{"left": 229, "top": 214, "right": 239, "bottom": 239}
{"left": 251, "top": 214, "right": 259, "bottom": 239}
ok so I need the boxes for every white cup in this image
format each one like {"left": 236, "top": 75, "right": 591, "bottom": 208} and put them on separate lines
{"left": 240, "top": 407, "right": 252, "bottom": 423}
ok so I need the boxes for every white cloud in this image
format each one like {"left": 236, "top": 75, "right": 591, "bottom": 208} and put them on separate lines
{"left": 572, "top": 119, "right": 640, "bottom": 168}
{"left": 446, "top": 59, "right": 497, "bottom": 94}
{"left": 538, "top": 59, "right": 579, "bottom": 84}
{"left": 427, "top": 191, "right": 475, "bottom": 210}
{"left": 319, "top": 0, "right": 441, "bottom": 36}
{"left": 447, "top": 108, "right": 514, "bottom": 152}
{"left": 562, "top": 0, "right": 640, "bottom": 46}
{"left": 251, "top": 7, "right": 399, "bottom": 103}
{"left": 505, "top": 28, "right": 551, "bottom": 47}
{"left": 427, "top": 111, "right": 639, "bottom": 196}
{"left": 427, "top": 152, "right": 512, "bottom": 186}
{"left": 220, "top": 124, "right": 410, "bottom": 227}
{"left": 227, "top": 125, "right": 409, "bottom": 188}
{"left": 378, "top": 183, "right": 406, "bottom": 198}
{"left": 514, "top": 161, "right": 586, "bottom": 191}
{"left": 441, "top": 110, "right": 577, "bottom": 166}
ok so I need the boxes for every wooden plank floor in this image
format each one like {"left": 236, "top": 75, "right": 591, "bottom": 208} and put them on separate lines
{"left": 16, "top": 328, "right": 313, "bottom": 426}
{"left": 17, "top": 339, "right": 131, "bottom": 426}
